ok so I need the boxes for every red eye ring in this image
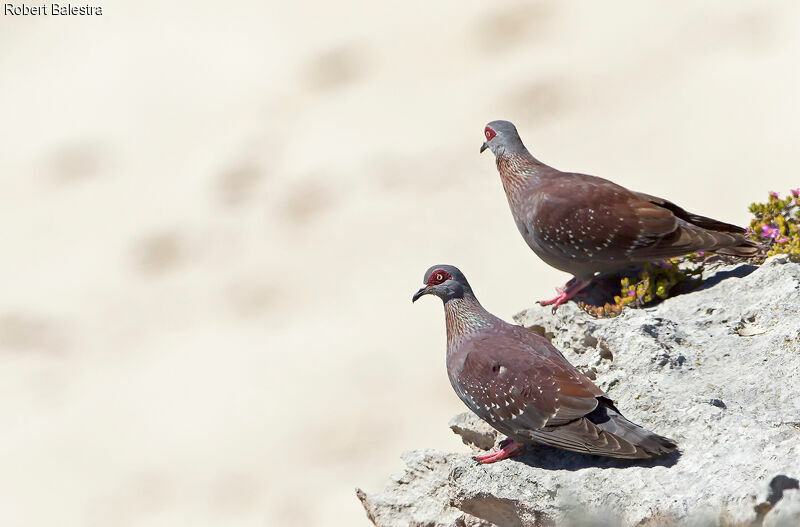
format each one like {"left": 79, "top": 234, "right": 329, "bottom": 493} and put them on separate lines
{"left": 427, "top": 270, "right": 452, "bottom": 286}
{"left": 484, "top": 127, "right": 496, "bottom": 140}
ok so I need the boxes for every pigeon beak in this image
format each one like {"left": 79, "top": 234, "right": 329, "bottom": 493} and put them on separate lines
{"left": 412, "top": 287, "right": 428, "bottom": 303}
{"left": 480, "top": 142, "right": 489, "bottom": 154}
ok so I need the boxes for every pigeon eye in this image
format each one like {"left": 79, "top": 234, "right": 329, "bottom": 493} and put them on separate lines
{"left": 484, "top": 127, "right": 496, "bottom": 140}
{"left": 427, "top": 270, "right": 451, "bottom": 286}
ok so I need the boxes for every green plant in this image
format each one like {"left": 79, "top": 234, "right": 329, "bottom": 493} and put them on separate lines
{"left": 748, "top": 188, "right": 800, "bottom": 258}
{"left": 578, "top": 257, "right": 704, "bottom": 318}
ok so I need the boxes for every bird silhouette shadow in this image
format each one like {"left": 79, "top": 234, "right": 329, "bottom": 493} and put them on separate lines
{"left": 692, "top": 263, "right": 758, "bottom": 292}
{"left": 572, "top": 262, "right": 758, "bottom": 310}
{"left": 507, "top": 444, "right": 682, "bottom": 471}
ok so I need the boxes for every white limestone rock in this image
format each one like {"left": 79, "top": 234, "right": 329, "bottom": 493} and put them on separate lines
{"left": 358, "top": 256, "right": 800, "bottom": 526}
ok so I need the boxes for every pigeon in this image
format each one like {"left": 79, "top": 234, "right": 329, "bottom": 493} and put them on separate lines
{"left": 480, "top": 120, "right": 758, "bottom": 311}
{"left": 412, "top": 264, "right": 677, "bottom": 463}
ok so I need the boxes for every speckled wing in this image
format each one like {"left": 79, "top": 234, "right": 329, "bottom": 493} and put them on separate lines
{"left": 524, "top": 173, "right": 753, "bottom": 268}
{"left": 450, "top": 325, "right": 668, "bottom": 458}
{"left": 451, "top": 326, "right": 603, "bottom": 437}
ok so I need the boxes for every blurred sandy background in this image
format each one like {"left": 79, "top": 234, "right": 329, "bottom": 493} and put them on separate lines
{"left": 0, "top": 1, "right": 798, "bottom": 525}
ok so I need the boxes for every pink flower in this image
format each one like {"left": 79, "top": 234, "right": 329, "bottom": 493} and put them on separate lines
{"left": 761, "top": 224, "right": 782, "bottom": 239}
{"left": 697, "top": 251, "right": 705, "bottom": 256}
{"left": 627, "top": 290, "right": 636, "bottom": 296}
{"left": 791, "top": 188, "right": 800, "bottom": 197}
{"left": 769, "top": 191, "right": 779, "bottom": 198}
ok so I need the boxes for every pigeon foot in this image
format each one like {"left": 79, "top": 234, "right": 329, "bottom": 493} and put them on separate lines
{"left": 473, "top": 438, "right": 525, "bottom": 464}
{"left": 538, "top": 278, "right": 590, "bottom": 313}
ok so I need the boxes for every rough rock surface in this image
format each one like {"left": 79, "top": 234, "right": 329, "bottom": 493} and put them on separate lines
{"left": 357, "top": 256, "right": 800, "bottom": 526}
{"left": 448, "top": 412, "right": 500, "bottom": 452}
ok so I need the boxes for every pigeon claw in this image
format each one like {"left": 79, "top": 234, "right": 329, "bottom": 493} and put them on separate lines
{"left": 537, "top": 288, "right": 572, "bottom": 314}
{"left": 473, "top": 439, "right": 525, "bottom": 464}
{"left": 537, "top": 279, "right": 590, "bottom": 313}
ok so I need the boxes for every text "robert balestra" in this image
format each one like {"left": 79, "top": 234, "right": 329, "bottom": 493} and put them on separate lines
{"left": 4, "top": 3, "right": 103, "bottom": 15}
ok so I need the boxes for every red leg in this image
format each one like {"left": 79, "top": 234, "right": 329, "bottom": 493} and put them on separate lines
{"left": 473, "top": 438, "right": 526, "bottom": 464}
{"left": 537, "top": 278, "right": 591, "bottom": 313}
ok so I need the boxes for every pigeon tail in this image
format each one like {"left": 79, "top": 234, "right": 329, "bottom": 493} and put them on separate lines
{"left": 634, "top": 192, "right": 761, "bottom": 258}
{"left": 587, "top": 398, "right": 678, "bottom": 458}
{"left": 713, "top": 239, "right": 761, "bottom": 257}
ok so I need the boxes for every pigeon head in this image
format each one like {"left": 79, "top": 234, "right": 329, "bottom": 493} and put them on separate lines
{"left": 412, "top": 264, "right": 473, "bottom": 303}
{"left": 480, "top": 120, "right": 528, "bottom": 157}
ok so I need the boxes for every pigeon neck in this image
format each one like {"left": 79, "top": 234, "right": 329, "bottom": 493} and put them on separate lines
{"left": 496, "top": 150, "right": 542, "bottom": 198}
{"left": 444, "top": 294, "right": 493, "bottom": 346}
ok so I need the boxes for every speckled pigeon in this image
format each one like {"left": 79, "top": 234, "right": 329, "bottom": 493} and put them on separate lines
{"left": 480, "top": 120, "right": 758, "bottom": 311}
{"left": 412, "top": 264, "right": 677, "bottom": 463}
